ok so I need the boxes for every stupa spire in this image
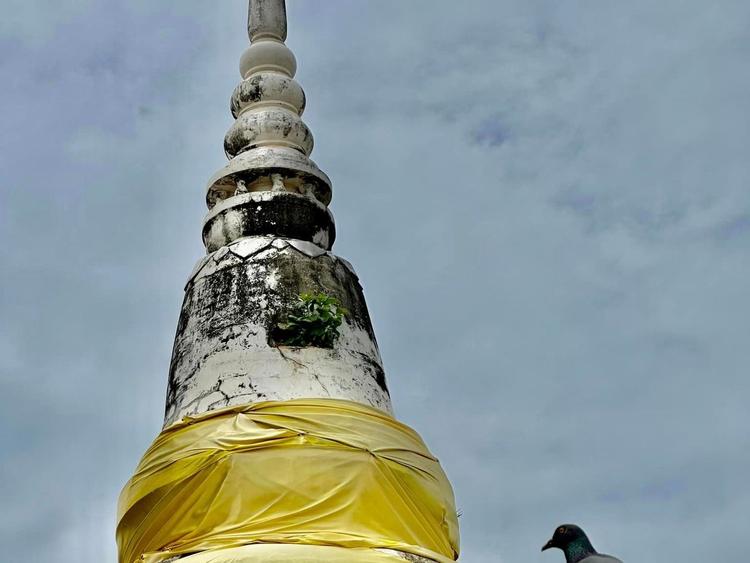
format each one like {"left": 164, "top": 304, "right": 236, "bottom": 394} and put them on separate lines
{"left": 204, "top": 0, "right": 333, "bottom": 253}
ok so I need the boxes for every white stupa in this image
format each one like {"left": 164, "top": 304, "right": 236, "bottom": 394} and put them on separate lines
{"left": 117, "top": 3, "right": 460, "bottom": 562}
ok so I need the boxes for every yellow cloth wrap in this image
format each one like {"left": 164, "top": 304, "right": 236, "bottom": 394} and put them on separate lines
{"left": 169, "top": 544, "right": 423, "bottom": 562}
{"left": 117, "top": 399, "right": 460, "bottom": 563}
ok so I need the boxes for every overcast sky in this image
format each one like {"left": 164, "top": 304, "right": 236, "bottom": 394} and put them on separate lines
{"left": 1, "top": 1, "right": 749, "bottom": 561}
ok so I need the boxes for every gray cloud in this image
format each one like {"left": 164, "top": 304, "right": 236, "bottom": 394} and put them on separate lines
{"left": 2, "top": 1, "right": 749, "bottom": 561}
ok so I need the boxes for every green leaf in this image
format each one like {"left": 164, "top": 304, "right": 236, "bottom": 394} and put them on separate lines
{"left": 275, "top": 292, "right": 348, "bottom": 349}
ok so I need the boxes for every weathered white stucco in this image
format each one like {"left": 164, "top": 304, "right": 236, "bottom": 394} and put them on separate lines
{"left": 164, "top": 236, "right": 392, "bottom": 427}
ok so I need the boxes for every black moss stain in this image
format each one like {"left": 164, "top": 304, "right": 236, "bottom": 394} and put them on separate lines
{"left": 203, "top": 191, "right": 335, "bottom": 252}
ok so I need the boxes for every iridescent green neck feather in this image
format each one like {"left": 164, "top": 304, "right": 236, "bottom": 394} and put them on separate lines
{"left": 564, "top": 536, "right": 596, "bottom": 563}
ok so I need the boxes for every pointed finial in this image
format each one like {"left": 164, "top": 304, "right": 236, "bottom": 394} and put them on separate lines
{"left": 248, "top": 0, "right": 287, "bottom": 42}
{"left": 239, "top": 0, "right": 296, "bottom": 79}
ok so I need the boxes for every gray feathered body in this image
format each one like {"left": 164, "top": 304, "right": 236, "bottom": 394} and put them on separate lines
{"left": 581, "top": 555, "right": 622, "bottom": 563}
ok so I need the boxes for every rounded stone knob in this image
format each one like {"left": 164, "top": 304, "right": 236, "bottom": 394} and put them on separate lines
{"left": 224, "top": 107, "right": 313, "bottom": 157}
{"left": 231, "top": 73, "right": 306, "bottom": 118}
{"left": 239, "top": 40, "right": 296, "bottom": 78}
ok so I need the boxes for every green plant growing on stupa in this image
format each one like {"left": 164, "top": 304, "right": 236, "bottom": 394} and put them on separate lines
{"left": 275, "top": 293, "right": 348, "bottom": 348}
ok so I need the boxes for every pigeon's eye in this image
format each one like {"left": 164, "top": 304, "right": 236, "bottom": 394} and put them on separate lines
{"left": 558, "top": 527, "right": 566, "bottom": 534}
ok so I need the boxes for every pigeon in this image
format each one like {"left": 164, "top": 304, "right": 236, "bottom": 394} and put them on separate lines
{"left": 542, "top": 524, "right": 622, "bottom": 563}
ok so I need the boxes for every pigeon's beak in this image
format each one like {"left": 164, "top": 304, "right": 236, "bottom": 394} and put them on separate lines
{"left": 541, "top": 538, "right": 555, "bottom": 552}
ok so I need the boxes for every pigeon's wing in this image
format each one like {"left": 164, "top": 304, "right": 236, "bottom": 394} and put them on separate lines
{"left": 582, "top": 556, "right": 622, "bottom": 563}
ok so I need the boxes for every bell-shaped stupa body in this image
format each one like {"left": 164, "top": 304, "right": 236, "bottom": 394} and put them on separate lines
{"left": 117, "top": 2, "right": 459, "bottom": 562}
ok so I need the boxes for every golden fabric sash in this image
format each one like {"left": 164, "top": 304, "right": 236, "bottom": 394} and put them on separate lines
{"left": 117, "top": 399, "right": 459, "bottom": 563}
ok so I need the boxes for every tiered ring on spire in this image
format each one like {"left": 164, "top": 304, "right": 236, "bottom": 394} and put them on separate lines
{"left": 203, "top": 0, "right": 334, "bottom": 252}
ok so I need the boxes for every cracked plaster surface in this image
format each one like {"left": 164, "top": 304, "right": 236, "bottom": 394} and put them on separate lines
{"left": 164, "top": 236, "right": 391, "bottom": 427}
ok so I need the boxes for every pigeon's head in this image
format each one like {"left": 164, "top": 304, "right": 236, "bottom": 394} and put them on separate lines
{"left": 542, "top": 524, "right": 589, "bottom": 552}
